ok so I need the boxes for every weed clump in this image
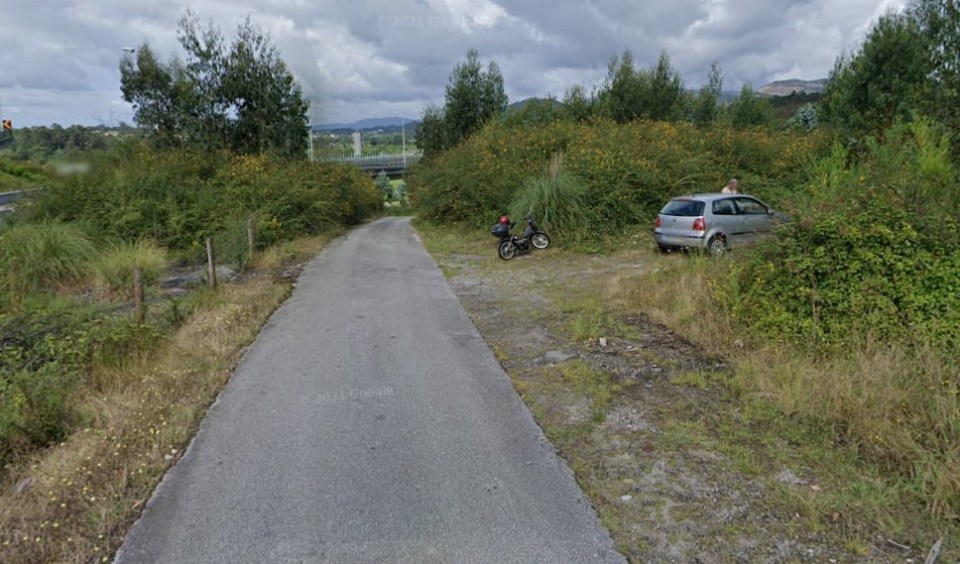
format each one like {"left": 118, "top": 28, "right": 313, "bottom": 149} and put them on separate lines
{"left": 0, "top": 222, "right": 96, "bottom": 310}
{"left": 510, "top": 172, "right": 592, "bottom": 244}
{"left": 92, "top": 240, "right": 169, "bottom": 300}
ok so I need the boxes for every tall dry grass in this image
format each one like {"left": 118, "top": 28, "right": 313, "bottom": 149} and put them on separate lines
{"left": 734, "top": 344, "right": 960, "bottom": 521}
{"left": 630, "top": 253, "right": 734, "bottom": 351}
{"left": 631, "top": 252, "right": 960, "bottom": 536}
{"left": 509, "top": 171, "right": 592, "bottom": 245}
{"left": 91, "top": 240, "right": 169, "bottom": 300}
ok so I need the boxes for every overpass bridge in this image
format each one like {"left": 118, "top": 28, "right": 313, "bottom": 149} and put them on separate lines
{"left": 323, "top": 152, "right": 422, "bottom": 179}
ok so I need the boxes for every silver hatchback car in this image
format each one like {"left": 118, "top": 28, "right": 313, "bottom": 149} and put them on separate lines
{"left": 653, "top": 193, "right": 785, "bottom": 255}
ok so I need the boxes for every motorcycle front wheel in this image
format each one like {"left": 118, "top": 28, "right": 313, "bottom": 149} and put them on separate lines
{"left": 498, "top": 239, "right": 517, "bottom": 260}
{"left": 531, "top": 232, "right": 550, "bottom": 249}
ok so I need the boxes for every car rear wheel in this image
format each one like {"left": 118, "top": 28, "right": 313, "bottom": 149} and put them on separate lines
{"left": 707, "top": 235, "right": 726, "bottom": 256}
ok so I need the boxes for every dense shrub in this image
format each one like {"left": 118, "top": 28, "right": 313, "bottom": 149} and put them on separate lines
{"left": 725, "top": 202, "right": 960, "bottom": 348}
{"left": 0, "top": 307, "right": 161, "bottom": 466}
{"left": 408, "top": 119, "right": 828, "bottom": 240}
{"left": 22, "top": 144, "right": 381, "bottom": 252}
{"left": 724, "top": 119, "right": 960, "bottom": 349}
{"left": 0, "top": 158, "right": 50, "bottom": 188}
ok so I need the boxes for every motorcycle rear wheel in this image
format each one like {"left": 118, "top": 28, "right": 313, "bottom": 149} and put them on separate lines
{"left": 531, "top": 232, "right": 550, "bottom": 249}
{"left": 498, "top": 239, "right": 517, "bottom": 260}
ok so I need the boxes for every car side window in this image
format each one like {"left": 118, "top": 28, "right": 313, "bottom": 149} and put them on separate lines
{"left": 734, "top": 197, "right": 768, "bottom": 215}
{"left": 712, "top": 199, "right": 736, "bottom": 215}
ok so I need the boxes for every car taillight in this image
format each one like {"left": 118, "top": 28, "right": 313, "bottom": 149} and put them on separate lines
{"left": 655, "top": 216, "right": 661, "bottom": 228}
{"left": 692, "top": 217, "right": 705, "bottom": 232}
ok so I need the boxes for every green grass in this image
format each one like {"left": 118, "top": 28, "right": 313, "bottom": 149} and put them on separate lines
{"left": 557, "top": 359, "right": 625, "bottom": 422}
{"left": 92, "top": 240, "right": 169, "bottom": 300}
{"left": 556, "top": 293, "right": 624, "bottom": 342}
{"left": 0, "top": 222, "right": 96, "bottom": 310}
{"left": 509, "top": 171, "right": 592, "bottom": 245}
{"left": 670, "top": 371, "right": 713, "bottom": 390}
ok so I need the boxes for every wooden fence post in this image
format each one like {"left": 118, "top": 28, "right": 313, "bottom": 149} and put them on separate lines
{"left": 247, "top": 218, "right": 255, "bottom": 259}
{"left": 206, "top": 237, "right": 218, "bottom": 289}
{"left": 133, "top": 266, "right": 144, "bottom": 323}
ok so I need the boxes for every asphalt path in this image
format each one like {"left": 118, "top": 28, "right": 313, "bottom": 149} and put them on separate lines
{"left": 115, "top": 217, "right": 624, "bottom": 563}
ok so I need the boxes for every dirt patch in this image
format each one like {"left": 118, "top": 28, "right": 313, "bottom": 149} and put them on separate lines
{"left": 425, "top": 241, "right": 911, "bottom": 563}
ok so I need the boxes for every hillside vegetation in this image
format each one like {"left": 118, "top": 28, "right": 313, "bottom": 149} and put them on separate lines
{"left": 0, "top": 159, "right": 50, "bottom": 192}
{"left": 410, "top": 119, "right": 825, "bottom": 238}
{"left": 1, "top": 144, "right": 380, "bottom": 470}
{"left": 0, "top": 146, "right": 380, "bottom": 563}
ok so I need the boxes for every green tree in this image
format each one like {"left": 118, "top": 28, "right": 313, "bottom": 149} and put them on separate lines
{"left": 222, "top": 17, "right": 309, "bottom": 156}
{"left": 596, "top": 50, "right": 684, "bottom": 123}
{"left": 374, "top": 170, "right": 392, "bottom": 200}
{"left": 727, "top": 83, "right": 774, "bottom": 128}
{"left": 913, "top": 0, "right": 960, "bottom": 143}
{"left": 596, "top": 50, "right": 644, "bottom": 123}
{"left": 415, "top": 104, "right": 448, "bottom": 161}
{"left": 443, "top": 48, "right": 508, "bottom": 147}
{"left": 119, "top": 44, "right": 187, "bottom": 148}
{"left": 647, "top": 51, "right": 683, "bottom": 121}
{"left": 560, "top": 84, "right": 594, "bottom": 123}
{"left": 819, "top": 11, "right": 931, "bottom": 140}
{"left": 500, "top": 97, "right": 561, "bottom": 127}
{"left": 120, "top": 11, "right": 308, "bottom": 157}
{"left": 692, "top": 62, "right": 723, "bottom": 127}
{"left": 786, "top": 103, "right": 819, "bottom": 133}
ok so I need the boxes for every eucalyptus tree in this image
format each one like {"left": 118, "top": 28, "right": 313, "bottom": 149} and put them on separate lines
{"left": 120, "top": 11, "right": 308, "bottom": 157}
{"left": 443, "top": 48, "right": 508, "bottom": 147}
{"left": 692, "top": 62, "right": 723, "bottom": 127}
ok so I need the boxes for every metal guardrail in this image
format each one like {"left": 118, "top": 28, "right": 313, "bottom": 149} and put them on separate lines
{"left": 0, "top": 190, "right": 43, "bottom": 223}
{"left": 0, "top": 190, "right": 24, "bottom": 206}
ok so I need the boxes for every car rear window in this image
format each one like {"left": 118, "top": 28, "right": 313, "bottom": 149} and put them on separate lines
{"left": 660, "top": 199, "right": 705, "bottom": 217}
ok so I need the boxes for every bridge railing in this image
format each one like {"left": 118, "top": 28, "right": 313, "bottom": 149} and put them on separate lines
{"left": 322, "top": 151, "right": 423, "bottom": 164}
{"left": 318, "top": 152, "right": 422, "bottom": 178}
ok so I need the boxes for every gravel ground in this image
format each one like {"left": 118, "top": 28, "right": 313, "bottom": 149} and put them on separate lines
{"left": 425, "top": 237, "right": 921, "bottom": 564}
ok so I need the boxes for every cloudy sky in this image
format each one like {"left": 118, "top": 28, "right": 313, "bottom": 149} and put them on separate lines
{"left": 1, "top": 0, "right": 904, "bottom": 128}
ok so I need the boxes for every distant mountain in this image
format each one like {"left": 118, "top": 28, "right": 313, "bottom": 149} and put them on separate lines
{"left": 758, "top": 79, "right": 827, "bottom": 97}
{"left": 505, "top": 97, "right": 561, "bottom": 112}
{"left": 313, "top": 117, "right": 418, "bottom": 132}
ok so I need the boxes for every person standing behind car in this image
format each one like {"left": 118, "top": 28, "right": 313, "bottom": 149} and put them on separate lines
{"left": 721, "top": 178, "right": 739, "bottom": 194}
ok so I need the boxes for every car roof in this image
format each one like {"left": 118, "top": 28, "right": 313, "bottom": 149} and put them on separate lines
{"left": 671, "top": 193, "right": 758, "bottom": 202}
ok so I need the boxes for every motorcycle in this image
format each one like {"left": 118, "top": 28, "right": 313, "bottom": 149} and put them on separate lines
{"left": 490, "top": 215, "right": 550, "bottom": 260}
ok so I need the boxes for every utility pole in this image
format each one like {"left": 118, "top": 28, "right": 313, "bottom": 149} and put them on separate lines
{"left": 308, "top": 128, "right": 314, "bottom": 162}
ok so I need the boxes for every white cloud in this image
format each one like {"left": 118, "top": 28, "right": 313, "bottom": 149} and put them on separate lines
{"left": 0, "top": 0, "right": 906, "bottom": 127}
{"left": 306, "top": 21, "right": 409, "bottom": 97}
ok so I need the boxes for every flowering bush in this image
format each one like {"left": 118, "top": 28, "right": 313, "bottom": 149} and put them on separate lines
{"left": 408, "top": 119, "right": 826, "bottom": 241}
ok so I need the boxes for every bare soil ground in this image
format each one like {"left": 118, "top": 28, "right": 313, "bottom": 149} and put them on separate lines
{"left": 421, "top": 231, "right": 927, "bottom": 563}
